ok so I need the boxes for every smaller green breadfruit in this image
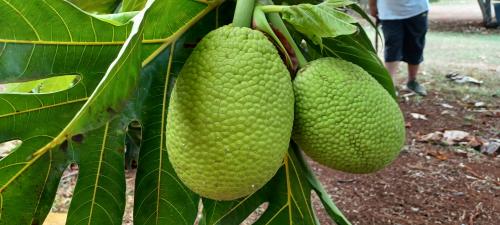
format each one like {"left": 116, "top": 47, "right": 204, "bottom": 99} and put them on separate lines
{"left": 292, "top": 58, "right": 405, "bottom": 174}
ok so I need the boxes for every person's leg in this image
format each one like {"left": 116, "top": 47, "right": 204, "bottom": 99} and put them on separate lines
{"left": 402, "top": 11, "right": 428, "bottom": 96}
{"left": 385, "top": 61, "right": 400, "bottom": 78}
{"left": 408, "top": 64, "right": 419, "bottom": 81}
{"left": 380, "top": 19, "right": 404, "bottom": 85}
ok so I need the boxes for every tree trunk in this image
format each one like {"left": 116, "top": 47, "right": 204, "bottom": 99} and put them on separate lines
{"left": 477, "top": 0, "right": 497, "bottom": 27}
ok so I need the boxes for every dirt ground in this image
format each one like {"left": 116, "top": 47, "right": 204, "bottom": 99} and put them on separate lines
{"left": 428, "top": 3, "right": 500, "bottom": 34}
{"left": 313, "top": 91, "right": 499, "bottom": 225}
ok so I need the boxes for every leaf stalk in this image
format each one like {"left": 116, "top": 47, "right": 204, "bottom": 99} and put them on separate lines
{"left": 292, "top": 143, "right": 352, "bottom": 225}
{"left": 232, "top": 0, "right": 256, "bottom": 27}
{"left": 266, "top": 12, "right": 308, "bottom": 68}
{"left": 259, "top": 4, "right": 285, "bottom": 13}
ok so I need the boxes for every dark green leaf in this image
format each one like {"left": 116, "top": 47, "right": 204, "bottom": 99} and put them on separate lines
{"left": 293, "top": 143, "right": 352, "bottom": 225}
{"left": 120, "top": 0, "right": 147, "bottom": 12}
{"left": 0, "top": 0, "right": 150, "bottom": 223}
{"left": 69, "top": 0, "right": 122, "bottom": 14}
{"left": 65, "top": 119, "right": 127, "bottom": 225}
{"left": 202, "top": 148, "right": 316, "bottom": 225}
{"left": 202, "top": 144, "right": 351, "bottom": 225}
{"left": 347, "top": 3, "right": 381, "bottom": 45}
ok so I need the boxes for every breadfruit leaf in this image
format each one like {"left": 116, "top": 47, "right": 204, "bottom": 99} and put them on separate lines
{"left": 0, "top": 0, "right": 225, "bottom": 224}
{"left": 120, "top": 0, "right": 148, "bottom": 12}
{"left": 0, "top": 0, "right": 153, "bottom": 223}
{"left": 201, "top": 144, "right": 352, "bottom": 225}
{"left": 68, "top": 0, "right": 123, "bottom": 14}
{"left": 262, "top": 0, "right": 358, "bottom": 46}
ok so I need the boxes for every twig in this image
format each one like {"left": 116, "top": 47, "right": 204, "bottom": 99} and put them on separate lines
{"left": 468, "top": 202, "right": 483, "bottom": 225}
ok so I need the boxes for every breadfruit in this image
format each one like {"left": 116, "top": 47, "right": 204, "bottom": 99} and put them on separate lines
{"left": 166, "top": 26, "right": 294, "bottom": 200}
{"left": 292, "top": 57, "right": 405, "bottom": 174}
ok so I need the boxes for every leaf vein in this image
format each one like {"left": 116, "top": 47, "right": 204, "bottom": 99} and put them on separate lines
{"left": 87, "top": 122, "right": 110, "bottom": 225}
{"left": 42, "top": 0, "right": 73, "bottom": 41}
{"left": 0, "top": 0, "right": 41, "bottom": 40}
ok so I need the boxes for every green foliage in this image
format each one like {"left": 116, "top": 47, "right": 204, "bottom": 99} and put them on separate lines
{"left": 120, "top": 0, "right": 148, "bottom": 12}
{"left": 0, "top": 0, "right": 395, "bottom": 224}
{"left": 201, "top": 145, "right": 351, "bottom": 225}
{"left": 69, "top": 0, "right": 122, "bottom": 14}
{"left": 1, "top": 75, "right": 78, "bottom": 94}
{"left": 261, "top": 0, "right": 358, "bottom": 46}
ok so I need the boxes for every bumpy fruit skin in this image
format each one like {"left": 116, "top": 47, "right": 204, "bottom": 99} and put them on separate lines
{"left": 293, "top": 58, "right": 405, "bottom": 174}
{"left": 166, "top": 26, "right": 294, "bottom": 200}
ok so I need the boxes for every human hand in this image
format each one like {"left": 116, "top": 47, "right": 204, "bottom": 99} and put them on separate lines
{"left": 369, "top": 5, "right": 378, "bottom": 19}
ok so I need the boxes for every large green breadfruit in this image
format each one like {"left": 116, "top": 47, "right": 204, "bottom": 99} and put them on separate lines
{"left": 166, "top": 26, "right": 294, "bottom": 200}
{"left": 293, "top": 58, "right": 405, "bottom": 174}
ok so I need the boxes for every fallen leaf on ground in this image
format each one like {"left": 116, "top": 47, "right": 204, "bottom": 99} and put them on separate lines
{"left": 467, "top": 136, "right": 487, "bottom": 149}
{"left": 410, "top": 113, "right": 428, "bottom": 120}
{"left": 441, "top": 110, "right": 457, "bottom": 116}
{"left": 445, "top": 72, "right": 483, "bottom": 85}
{"left": 427, "top": 151, "right": 448, "bottom": 160}
{"left": 442, "top": 130, "right": 470, "bottom": 145}
{"left": 480, "top": 140, "right": 500, "bottom": 155}
{"left": 473, "top": 101, "right": 486, "bottom": 108}
{"left": 440, "top": 103, "right": 454, "bottom": 109}
{"left": 419, "top": 130, "right": 496, "bottom": 156}
{"left": 402, "top": 92, "right": 416, "bottom": 102}
{"left": 418, "top": 131, "right": 443, "bottom": 143}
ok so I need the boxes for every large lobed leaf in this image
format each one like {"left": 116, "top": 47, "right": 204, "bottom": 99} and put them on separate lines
{"left": 200, "top": 143, "right": 352, "bottom": 225}
{"left": 0, "top": 0, "right": 135, "bottom": 223}
{"left": 120, "top": 0, "right": 148, "bottom": 12}
{"left": 0, "top": 0, "right": 224, "bottom": 224}
{"left": 68, "top": 0, "right": 122, "bottom": 14}
{"left": 279, "top": 0, "right": 358, "bottom": 46}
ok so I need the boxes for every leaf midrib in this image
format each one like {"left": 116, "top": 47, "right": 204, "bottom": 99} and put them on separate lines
{"left": 0, "top": 38, "right": 175, "bottom": 46}
{"left": 87, "top": 122, "right": 110, "bottom": 225}
{"left": 0, "top": 97, "right": 89, "bottom": 119}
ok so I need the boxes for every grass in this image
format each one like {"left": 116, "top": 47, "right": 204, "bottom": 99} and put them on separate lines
{"left": 418, "top": 31, "right": 500, "bottom": 103}
{"left": 365, "top": 25, "right": 500, "bottom": 104}
{"left": 425, "top": 32, "right": 500, "bottom": 68}
{"left": 385, "top": 0, "right": 499, "bottom": 103}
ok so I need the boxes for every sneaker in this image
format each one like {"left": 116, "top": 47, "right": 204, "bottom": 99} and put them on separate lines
{"left": 406, "top": 80, "right": 427, "bottom": 96}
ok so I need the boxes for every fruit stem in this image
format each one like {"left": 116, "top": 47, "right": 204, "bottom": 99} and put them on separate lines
{"left": 291, "top": 143, "right": 353, "bottom": 225}
{"left": 259, "top": 4, "right": 285, "bottom": 13}
{"left": 253, "top": 4, "right": 294, "bottom": 71}
{"left": 266, "top": 13, "right": 307, "bottom": 68}
{"left": 260, "top": 0, "right": 307, "bottom": 68}
{"left": 233, "top": 0, "right": 256, "bottom": 27}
